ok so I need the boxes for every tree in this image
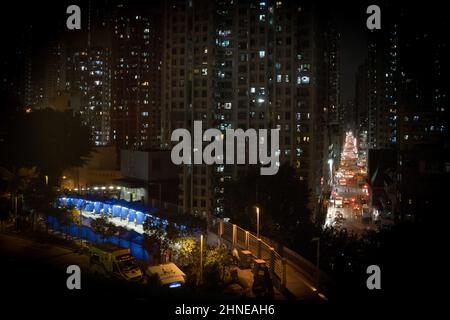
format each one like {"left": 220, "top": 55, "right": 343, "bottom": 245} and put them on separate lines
{"left": 49, "top": 206, "right": 80, "bottom": 240}
{"left": 173, "top": 236, "right": 199, "bottom": 267}
{"left": 0, "top": 108, "right": 93, "bottom": 231}
{"left": 142, "top": 208, "right": 206, "bottom": 264}
{"left": 91, "top": 215, "right": 118, "bottom": 242}
{"left": 23, "top": 180, "right": 58, "bottom": 232}
{"left": 143, "top": 217, "right": 181, "bottom": 264}
{"left": 223, "top": 163, "right": 319, "bottom": 254}
{"left": 204, "top": 245, "right": 233, "bottom": 286}
{"left": 0, "top": 167, "right": 38, "bottom": 229}
{"left": 0, "top": 108, "right": 93, "bottom": 186}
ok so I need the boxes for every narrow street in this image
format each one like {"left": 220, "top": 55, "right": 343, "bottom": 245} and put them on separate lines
{"left": 324, "top": 131, "right": 375, "bottom": 234}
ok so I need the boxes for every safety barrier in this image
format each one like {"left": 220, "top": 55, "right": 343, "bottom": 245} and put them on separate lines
{"left": 213, "top": 219, "right": 334, "bottom": 293}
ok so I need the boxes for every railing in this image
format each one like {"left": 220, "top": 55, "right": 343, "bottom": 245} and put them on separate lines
{"left": 215, "top": 219, "right": 288, "bottom": 291}
{"left": 212, "top": 219, "right": 334, "bottom": 294}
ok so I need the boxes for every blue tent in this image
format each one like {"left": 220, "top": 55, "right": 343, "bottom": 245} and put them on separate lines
{"left": 128, "top": 209, "right": 136, "bottom": 223}
{"left": 85, "top": 202, "right": 94, "bottom": 212}
{"left": 136, "top": 211, "right": 145, "bottom": 225}
{"left": 76, "top": 199, "right": 85, "bottom": 209}
{"left": 57, "top": 196, "right": 186, "bottom": 231}
{"left": 94, "top": 202, "right": 103, "bottom": 214}
{"left": 102, "top": 204, "right": 111, "bottom": 215}
{"left": 112, "top": 205, "right": 121, "bottom": 218}
{"left": 120, "top": 207, "right": 129, "bottom": 220}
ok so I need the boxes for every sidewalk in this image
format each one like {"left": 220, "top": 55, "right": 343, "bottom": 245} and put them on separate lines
{"left": 207, "top": 230, "right": 317, "bottom": 300}
{"left": 235, "top": 267, "right": 285, "bottom": 300}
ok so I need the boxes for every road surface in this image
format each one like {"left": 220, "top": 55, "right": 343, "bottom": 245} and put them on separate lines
{"left": 324, "top": 131, "right": 375, "bottom": 233}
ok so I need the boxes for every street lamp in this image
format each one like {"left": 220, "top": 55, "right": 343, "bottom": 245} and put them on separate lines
{"left": 254, "top": 206, "right": 260, "bottom": 239}
{"left": 199, "top": 234, "right": 204, "bottom": 286}
{"left": 327, "top": 159, "right": 333, "bottom": 184}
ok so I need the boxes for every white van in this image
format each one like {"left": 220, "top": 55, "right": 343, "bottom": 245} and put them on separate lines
{"left": 145, "top": 262, "right": 186, "bottom": 288}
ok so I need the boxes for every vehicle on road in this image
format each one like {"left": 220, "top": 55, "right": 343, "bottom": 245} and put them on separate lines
{"left": 88, "top": 243, "right": 143, "bottom": 281}
{"left": 252, "top": 259, "right": 274, "bottom": 299}
{"left": 145, "top": 262, "right": 186, "bottom": 288}
{"left": 335, "top": 196, "right": 343, "bottom": 208}
{"left": 362, "top": 204, "right": 371, "bottom": 221}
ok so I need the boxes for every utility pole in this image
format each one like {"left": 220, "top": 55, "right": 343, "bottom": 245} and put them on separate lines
{"left": 256, "top": 206, "right": 260, "bottom": 239}
{"left": 199, "top": 234, "right": 204, "bottom": 286}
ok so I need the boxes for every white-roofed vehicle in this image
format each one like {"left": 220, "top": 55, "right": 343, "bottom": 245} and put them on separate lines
{"left": 88, "top": 243, "right": 143, "bottom": 282}
{"left": 145, "top": 262, "right": 186, "bottom": 288}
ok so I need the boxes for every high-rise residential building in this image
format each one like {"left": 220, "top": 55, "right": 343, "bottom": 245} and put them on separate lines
{"left": 64, "top": 46, "right": 112, "bottom": 145}
{"left": 32, "top": 1, "right": 113, "bottom": 146}
{"left": 0, "top": 23, "right": 33, "bottom": 109}
{"left": 161, "top": 0, "right": 336, "bottom": 219}
{"left": 365, "top": 4, "right": 447, "bottom": 153}
{"left": 366, "top": 6, "right": 401, "bottom": 150}
{"left": 363, "top": 4, "right": 448, "bottom": 222}
{"left": 355, "top": 62, "right": 368, "bottom": 131}
{"left": 161, "top": 0, "right": 215, "bottom": 217}
{"left": 110, "top": 3, "right": 162, "bottom": 150}
{"left": 324, "top": 20, "right": 342, "bottom": 174}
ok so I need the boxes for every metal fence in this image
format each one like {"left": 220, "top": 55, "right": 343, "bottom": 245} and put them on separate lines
{"left": 216, "top": 220, "right": 287, "bottom": 290}
{"left": 213, "top": 219, "right": 333, "bottom": 293}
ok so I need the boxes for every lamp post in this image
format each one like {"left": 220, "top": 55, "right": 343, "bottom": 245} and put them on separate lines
{"left": 328, "top": 158, "right": 333, "bottom": 184}
{"left": 255, "top": 206, "right": 260, "bottom": 239}
{"left": 199, "top": 234, "right": 204, "bottom": 286}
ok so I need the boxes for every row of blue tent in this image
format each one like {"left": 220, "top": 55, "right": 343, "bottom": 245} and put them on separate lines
{"left": 47, "top": 215, "right": 150, "bottom": 262}
{"left": 58, "top": 196, "right": 159, "bottom": 226}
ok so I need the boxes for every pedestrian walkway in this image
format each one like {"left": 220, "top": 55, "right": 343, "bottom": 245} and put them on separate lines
{"left": 207, "top": 230, "right": 323, "bottom": 300}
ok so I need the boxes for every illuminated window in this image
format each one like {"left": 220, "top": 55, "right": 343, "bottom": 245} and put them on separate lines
{"left": 259, "top": 50, "right": 265, "bottom": 58}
